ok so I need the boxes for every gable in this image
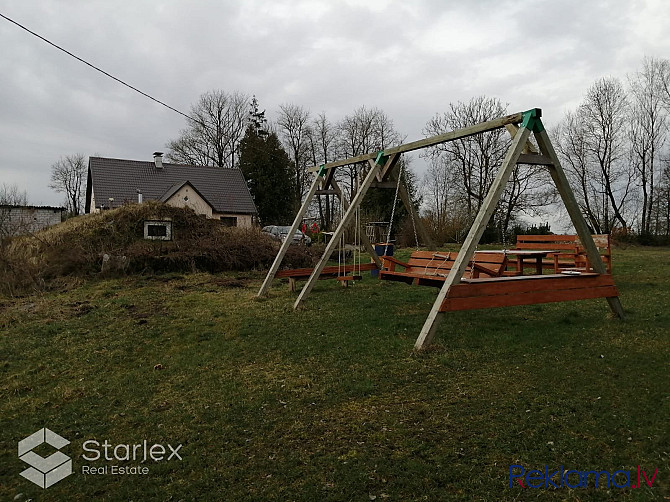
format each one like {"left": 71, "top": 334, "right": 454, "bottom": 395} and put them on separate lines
{"left": 161, "top": 182, "right": 213, "bottom": 217}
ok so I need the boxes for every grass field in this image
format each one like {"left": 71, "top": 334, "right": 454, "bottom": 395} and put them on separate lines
{"left": 1, "top": 246, "right": 668, "bottom": 501}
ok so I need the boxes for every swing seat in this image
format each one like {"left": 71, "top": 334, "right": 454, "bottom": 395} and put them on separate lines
{"left": 276, "top": 263, "right": 377, "bottom": 291}
{"left": 439, "top": 273, "right": 618, "bottom": 311}
{"left": 336, "top": 275, "right": 362, "bottom": 287}
{"left": 379, "top": 251, "right": 508, "bottom": 285}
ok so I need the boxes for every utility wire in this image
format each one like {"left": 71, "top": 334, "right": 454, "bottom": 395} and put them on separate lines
{"left": 0, "top": 11, "right": 194, "bottom": 122}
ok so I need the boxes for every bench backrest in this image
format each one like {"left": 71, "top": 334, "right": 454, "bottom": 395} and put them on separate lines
{"left": 516, "top": 234, "right": 611, "bottom": 272}
{"left": 405, "top": 251, "right": 506, "bottom": 278}
{"left": 406, "top": 251, "right": 457, "bottom": 275}
{"left": 516, "top": 234, "right": 579, "bottom": 251}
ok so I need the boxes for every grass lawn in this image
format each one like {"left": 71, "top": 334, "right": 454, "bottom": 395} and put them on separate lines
{"left": 0, "top": 246, "right": 668, "bottom": 501}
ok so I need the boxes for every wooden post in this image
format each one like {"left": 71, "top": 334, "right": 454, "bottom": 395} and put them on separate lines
{"left": 533, "top": 129, "right": 625, "bottom": 319}
{"left": 257, "top": 172, "right": 324, "bottom": 297}
{"left": 414, "top": 126, "right": 532, "bottom": 350}
{"left": 294, "top": 154, "right": 399, "bottom": 309}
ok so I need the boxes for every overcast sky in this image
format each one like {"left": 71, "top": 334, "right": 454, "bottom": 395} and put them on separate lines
{"left": 1, "top": 0, "right": 669, "bottom": 207}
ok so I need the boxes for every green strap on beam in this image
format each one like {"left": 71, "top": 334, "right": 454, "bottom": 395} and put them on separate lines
{"left": 317, "top": 164, "right": 326, "bottom": 177}
{"left": 521, "top": 108, "right": 545, "bottom": 133}
{"left": 375, "top": 150, "right": 388, "bottom": 165}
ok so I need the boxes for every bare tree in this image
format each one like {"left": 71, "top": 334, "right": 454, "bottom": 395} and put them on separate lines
{"left": 0, "top": 183, "right": 28, "bottom": 205}
{"left": 659, "top": 58, "right": 670, "bottom": 110}
{"left": 337, "top": 106, "right": 404, "bottom": 201}
{"left": 306, "top": 112, "right": 338, "bottom": 229}
{"left": 628, "top": 57, "right": 669, "bottom": 235}
{"left": 0, "top": 183, "right": 29, "bottom": 239}
{"left": 424, "top": 97, "right": 509, "bottom": 215}
{"left": 657, "top": 160, "right": 670, "bottom": 237}
{"left": 49, "top": 154, "right": 86, "bottom": 216}
{"left": 554, "top": 112, "right": 606, "bottom": 232}
{"left": 423, "top": 96, "right": 550, "bottom": 239}
{"left": 580, "top": 77, "right": 633, "bottom": 230}
{"left": 166, "top": 90, "right": 249, "bottom": 168}
{"left": 277, "top": 103, "right": 312, "bottom": 205}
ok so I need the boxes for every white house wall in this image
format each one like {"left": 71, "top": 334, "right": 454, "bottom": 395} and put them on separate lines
{"left": 165, "top": 185, "right": 213, "bottom": 217}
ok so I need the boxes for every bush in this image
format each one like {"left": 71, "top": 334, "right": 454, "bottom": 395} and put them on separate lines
{"left": 0, "top": 202, "right": 317, "bottom": 296}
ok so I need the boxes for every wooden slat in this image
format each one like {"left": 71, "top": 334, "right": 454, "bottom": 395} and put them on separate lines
{"left": 439, "top": 274, "right": 618, "bottom": 311}
{"left": 517, "top": 235, "right": 578, "bottom": 243}
{"left": 441, "top": 285, "right": 619, "bottom": 311}
{"left": 450, "top": 273, "right": 613, "bottom": 296}
{"left": 517, "top": 153, "right": 554, "bottom": 165}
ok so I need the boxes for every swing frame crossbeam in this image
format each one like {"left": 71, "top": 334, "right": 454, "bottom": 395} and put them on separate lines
{"left": 258, "top": 108, "right": 625, "bottom": 350}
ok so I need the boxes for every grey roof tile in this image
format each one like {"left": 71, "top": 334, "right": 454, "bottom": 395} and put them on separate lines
{"left": 87, "top": 157, "right": 257, "bottom": 214}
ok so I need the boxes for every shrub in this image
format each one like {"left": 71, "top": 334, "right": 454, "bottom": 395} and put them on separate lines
{"left": 0, "top": 202, "right": 317, "bottom": 296}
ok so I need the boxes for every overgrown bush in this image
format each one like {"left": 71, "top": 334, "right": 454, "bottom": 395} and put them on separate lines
{"left": 0, "top": 202, "right": 318, "bottom": 296}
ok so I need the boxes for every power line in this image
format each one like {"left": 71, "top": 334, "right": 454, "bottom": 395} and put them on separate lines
{"left": 0, "top": 11, "right": 194, "bottom": 122}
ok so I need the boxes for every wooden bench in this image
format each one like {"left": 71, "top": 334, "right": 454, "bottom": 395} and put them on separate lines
{"left": 276, "top": 262, "right": 378, "bottom": 291}
{"left": 514, "top": 234, "right": 612, "bottom": 273}
{"left": 379, "top": 251, "right": 508, "bottom": 287}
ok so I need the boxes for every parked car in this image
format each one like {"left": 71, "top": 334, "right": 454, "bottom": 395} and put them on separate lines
{"left": 262, "top": 225, "right": 311, "bottom": 246}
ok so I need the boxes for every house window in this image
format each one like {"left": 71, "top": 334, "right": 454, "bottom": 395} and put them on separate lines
{"left": 220, "top": 216, "right": 237, "bottom": 227}
{"left": 144, "top": 220, "right": 173, "bottom": 241}
{"left": 147, "top": 225, "right": 167, "bottom": 237}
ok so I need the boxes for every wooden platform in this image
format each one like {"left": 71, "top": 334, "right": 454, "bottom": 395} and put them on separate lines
{"left": 439, "top": 273, "right": 618, "bottom": 312}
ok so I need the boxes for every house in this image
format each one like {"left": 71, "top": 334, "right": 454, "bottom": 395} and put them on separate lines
{"left": 85, "top": 153, "right": 257, "bottom": 227}
{"left": 0, "top": 205, "right": 64, "bottom": 237}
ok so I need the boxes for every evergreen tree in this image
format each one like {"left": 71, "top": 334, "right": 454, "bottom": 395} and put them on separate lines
{"left": 239, "top": 124, "right": 297, "bottom": 225}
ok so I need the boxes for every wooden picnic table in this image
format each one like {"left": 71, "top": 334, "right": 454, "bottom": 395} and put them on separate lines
{"left": 487, "top": 249, "right": 559, "bottom": 276}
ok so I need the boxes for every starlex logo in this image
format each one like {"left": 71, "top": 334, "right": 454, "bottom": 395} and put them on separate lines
{"left": 510, "top": 464, "right": 659, "bottom": 489}
{"left": 18, "top": 428, "right": 72, "bottom": 489}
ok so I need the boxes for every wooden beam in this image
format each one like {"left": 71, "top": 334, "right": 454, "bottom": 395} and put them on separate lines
{"left": 517, "top": 153, "right": 553, "bottom": 166}
{"left": 294, "top": 154, "right": 399, "bottom": 309}
{"left": 414, "top": 126, "right": 532, "bottom": 350}
{"left": 257, "top": 173, "right": 323, "bottom": 296}
{"left": 308, "top": 112, "right": 527, "bottom": 173}
{"left": 505, "top": 123, "right": 539, "bottom": 154}
{"left": 315, "top": 189, "right": 338, "bottom": 195}
{"left": 533, "top": 129, "right": 625, "bottom": 319}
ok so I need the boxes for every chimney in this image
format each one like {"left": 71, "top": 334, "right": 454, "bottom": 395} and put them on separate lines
{"left": 137, "top": 189, "right": 143, "bottom": 204}
{"left": 153, "top": 151, "right": 164, "bottom": 169}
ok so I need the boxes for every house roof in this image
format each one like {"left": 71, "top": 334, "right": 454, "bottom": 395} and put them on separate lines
{"left": 86, "top": 157, "right": 257, "bottom": 214}
{"left": 0, "top": 205, "right": 65, "bottom": 211}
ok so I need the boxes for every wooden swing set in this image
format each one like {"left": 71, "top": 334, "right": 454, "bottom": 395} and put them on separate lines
{"left": 258, "top": 108, "right": 624, "bottom": 350}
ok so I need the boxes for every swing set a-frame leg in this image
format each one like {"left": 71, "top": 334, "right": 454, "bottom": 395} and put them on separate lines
{"left": 294, "top": 153, "right": 399, "bottom": 309}
{"left": 257, "top": 172, "right": 324, "bottom": 297}
{"left": 330, "top": 178, "right": 382, "bottom": 269}
{"left": 414, "top": 111, "right": 625, "bottom": 350}
{"left": 414, "top": 125, "right": 532, "bottom": 350}
{"left": 533, "top": 129, "right": 625, "bottom": 319}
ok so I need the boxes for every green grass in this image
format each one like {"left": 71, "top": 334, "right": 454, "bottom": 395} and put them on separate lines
{"left": 0, "top": 247, "right": 668, "bottom": 501}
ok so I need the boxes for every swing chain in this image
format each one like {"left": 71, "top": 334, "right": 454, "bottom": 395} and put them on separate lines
{"left": 384, "top": 160, "right": 404, "bottom": 255}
